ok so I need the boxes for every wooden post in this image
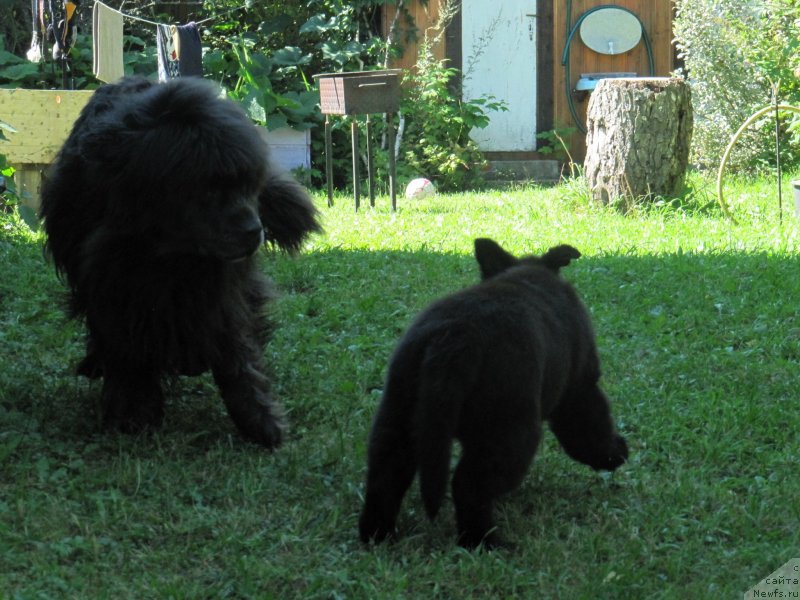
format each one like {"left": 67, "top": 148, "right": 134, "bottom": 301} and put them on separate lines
{"left": 584, "top": 77, "right": 693, "bottom": 206}
{"left": 387, "top": 113, "right": 397, "bottom": 212}
{"left": 351, "top": 118, "right": 360, "bottom": 210}
{"left": 366, "top": 114, "right": 375, "bottom": 207}
{"left": 324, "top": 115, "right": 334, "bottom": 207}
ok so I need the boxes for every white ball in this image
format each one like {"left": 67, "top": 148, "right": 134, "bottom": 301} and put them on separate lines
{"left": 405, "top": 177, "right": 436, "bottom": 199}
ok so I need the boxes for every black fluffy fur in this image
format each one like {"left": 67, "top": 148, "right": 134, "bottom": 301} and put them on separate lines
{"left": 359, "top": 238, "right": 628, "bottom": 548}
{"left": 39, "top": 76, "right": 321, "bottom": 448}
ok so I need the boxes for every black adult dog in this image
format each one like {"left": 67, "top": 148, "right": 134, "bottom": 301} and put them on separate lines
{"left": 359, "top": 239, "right": 628, "bottom": 548}
{"left": 39, "top": 76, "right": 321, "bottom": 448}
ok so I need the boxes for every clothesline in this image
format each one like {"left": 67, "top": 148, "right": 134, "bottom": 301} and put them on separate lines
{"left": 93, "top": 0, "right": 208, "bottom": 83}
{"left": 96, "top": 0, "right": 248, "bottom": 27}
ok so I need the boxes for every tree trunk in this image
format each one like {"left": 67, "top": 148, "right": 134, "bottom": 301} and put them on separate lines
{"left": 584, "top": 77, "right": 693, "bottom": 206}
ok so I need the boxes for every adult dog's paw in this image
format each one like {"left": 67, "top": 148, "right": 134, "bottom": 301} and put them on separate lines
{"left": 597, "top": 434, "right": 629, "bottom": 471}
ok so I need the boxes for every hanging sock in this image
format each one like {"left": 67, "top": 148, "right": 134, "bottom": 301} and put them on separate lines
{"left": 51, "top": 0, "right": 81, "bottom": 61}
{"left": 92, "top": 1, "right": 124, "bottom": 82}
{"left": 157, "top": 21, "right": 202, "bottom": 81}
{"left": 26, "top": 0, "right": 45, "bottom": 62}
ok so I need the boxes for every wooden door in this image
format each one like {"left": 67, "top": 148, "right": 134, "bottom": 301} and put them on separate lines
{"left": 462, "top": 0, "right": 538, "bottom": 152}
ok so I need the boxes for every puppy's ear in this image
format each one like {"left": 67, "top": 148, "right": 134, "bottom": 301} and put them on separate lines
{"left": 541, "top": 244, "right": 581, "bottom": 272}
{"left": 474, "top": 238, "right": 518, "bottom": 279}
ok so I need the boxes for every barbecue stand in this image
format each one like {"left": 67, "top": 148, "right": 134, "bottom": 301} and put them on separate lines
{"left": 314, "top": 70, "right": 401, "bottom": 211}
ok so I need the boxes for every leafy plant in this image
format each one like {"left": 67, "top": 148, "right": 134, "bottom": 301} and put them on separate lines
{"left": 400, "top": 38, "right": 506, "bottom": 191}
{"left": 673, "top": 0, "right": 800, "bottom": 173}
{"left": 297, "top": 1, "right": 391, "bottom": 71}
{"left": 536, "top": 127, "right": 577, "bottom": 161}
{"left": 1, "top": 118, "right": 38, "bottom": 229}
{"left": 1, "top": 120, "right": 19, "bottom": 210}
{"left": 213, "top": 34, "right": 319, "bottom": 131}
{"left": 1, "top": 157, "right": 18, "bottom": 209}
{"left": 201, "top": 2, "right": 394, "bottom": 188}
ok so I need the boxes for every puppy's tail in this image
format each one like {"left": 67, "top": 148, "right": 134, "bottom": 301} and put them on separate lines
{"left": 416, "top": 338, "right": 472, "bottom": 520}
{"left": 259, "top": 172, "right": 323, "bottom": 253}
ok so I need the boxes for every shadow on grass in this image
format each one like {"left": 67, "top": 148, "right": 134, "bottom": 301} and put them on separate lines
{"left": 3, "top": 235, "right": 799, "bottom": 444}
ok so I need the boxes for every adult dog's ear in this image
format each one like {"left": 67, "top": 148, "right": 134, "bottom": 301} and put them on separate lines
{"left": 474, "top": 238, "right": 518, "bottom": 279}
{"left": 541, "top": 244, "right": 581, "bottom": 272}
{"left": 258, "top": 172, "right": 322, "bottom": 253}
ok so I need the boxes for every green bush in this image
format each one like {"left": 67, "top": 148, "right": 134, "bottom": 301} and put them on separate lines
{"left": 202, "top": 1, "right": 396, "bottom": 189}
{"left": 673, "top": 0, "right": 800, "bottom": 173}
{"left": 399, "top": 39, "right": 506, "bottom": 192}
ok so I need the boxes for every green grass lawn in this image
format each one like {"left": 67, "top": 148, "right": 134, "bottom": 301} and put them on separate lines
{"left": 1, "top": 174, "right": 799, "bottom": 598}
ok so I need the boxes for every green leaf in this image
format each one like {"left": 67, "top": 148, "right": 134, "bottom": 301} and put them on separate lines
{"left": 258, "top": 14, "right": 293, "bottom": 37}
{"left": 239, "top": 52, "right": 273, "bottom": 82}
{"left": 279, "top": 90, "right": 320, "bottom": 125}
{"left": 203, "top": 52, "right": 234, "bottom": 80}
{"left": 0, "top": 63, "right": 41, "bottom": 82}
{"left": 272, "top": 47, "right": 312, "bottom": 67}
{"left": 124, "top": 35, "right": 147, "bottom": 48}
{"left": 266, "top": 113, "right": 289, "bottom": 130}
{"left": 242, "top": 89, "right": 267, "bottom": 123}
{"left": 300, "top": 14, "right": 338, "bottom": 34}
{"left": 0, "top": 50, "right": 25, "bottom": 66}
{"left": 320, "top": 41, "right": 365, "bottom": 66}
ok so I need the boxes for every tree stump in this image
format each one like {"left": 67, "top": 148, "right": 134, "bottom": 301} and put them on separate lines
{"left": 584, "top": 77, "right": 693, "bottom": 206}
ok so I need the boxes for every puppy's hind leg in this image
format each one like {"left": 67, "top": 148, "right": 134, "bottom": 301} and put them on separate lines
{"left": 452, "top": 422, "right": 539, "bottom": 550}
{"left": 213, "top": 357, "right": 286, "bottom": 450}
{"left": 549, "top": 384, "right": 628, "bottom": 472}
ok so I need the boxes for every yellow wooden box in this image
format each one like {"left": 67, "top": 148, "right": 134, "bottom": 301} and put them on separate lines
{"left": 1, "top": 89, "right": 93, "bottom": 209}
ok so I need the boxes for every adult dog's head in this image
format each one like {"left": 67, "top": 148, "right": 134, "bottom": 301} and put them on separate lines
{"left": 41, "top": 76, "right": 320, "bottom": 279}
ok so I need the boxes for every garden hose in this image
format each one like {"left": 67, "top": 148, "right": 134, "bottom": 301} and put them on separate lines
{"left": 562, "top": 3, "right": 655, "bottom": 134}
{"left": 715, "top": 104, "right": 800, "bottom": 221}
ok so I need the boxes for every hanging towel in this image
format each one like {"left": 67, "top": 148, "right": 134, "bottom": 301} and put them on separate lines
{"left": 157, "top": 21, "right": 202, "bottom": 81}
{"left": 92, "top": 1, "right": 124, "bottom": 82}
{"left": 156, "top": 24, "right": 178, "bottom": 80}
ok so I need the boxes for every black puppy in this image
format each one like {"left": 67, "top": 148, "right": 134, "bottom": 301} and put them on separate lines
{"left": 39, "top": 76, "right": 321, "bottom": 448}
{"left": 359, "top": 239, "right": 628, "bottom": 548}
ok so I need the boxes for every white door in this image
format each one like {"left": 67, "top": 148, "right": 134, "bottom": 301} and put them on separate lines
{"left": 461, "top": 1, "right": 537, "bottom": 152}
